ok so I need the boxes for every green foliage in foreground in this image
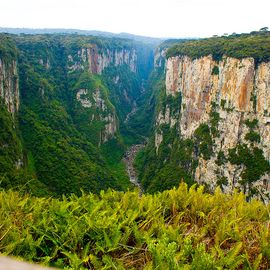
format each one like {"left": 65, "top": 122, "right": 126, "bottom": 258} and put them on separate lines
{"left": 0, "top": 184, "right": 269, "bottom": 269}
{"left": 167, "top": 31, "right": 270, "bottom": 64}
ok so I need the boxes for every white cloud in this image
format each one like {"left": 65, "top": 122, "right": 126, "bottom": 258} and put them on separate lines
{"left": 0, "top": 0, "right": 269, "bottom": 37}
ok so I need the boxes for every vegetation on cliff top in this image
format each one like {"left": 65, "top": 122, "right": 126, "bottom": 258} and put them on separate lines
{"left": 0, "top": 35, "right": 18, "bottom": 61}
{"left": 0, "top": 183, "right": 269, "bottom": 269}
{"left": 14, "top": 33, "right": 138, "bottom": 52}
{"left": 167, "top": 31, "right": 270, "bottom": 64}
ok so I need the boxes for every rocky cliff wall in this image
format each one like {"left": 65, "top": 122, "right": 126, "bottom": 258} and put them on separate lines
{"left": 76, "top": 87, "right": 117, "bottom": 143}
{"left": 156, "top": 55, "right": 270, "bottom": 196}
{"left": 0, "top": 58, "right": 19, "bottom": 114}
{"left": 0, "top": 57, "right": 23, "bottom": 172}
{"left": 68, "top": 45, "right": 137, "bottom": 74}
{"left": 154, "top": 47, "right": 167, "bottom": 69}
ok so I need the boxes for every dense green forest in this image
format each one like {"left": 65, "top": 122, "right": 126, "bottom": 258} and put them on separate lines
{"left": 17, "top": 35, "right": 131, "bottom": 195}
{"left": 0, "top": 33, "right": 154, "bottom": 196}
{"left": 167, "top": 30, "right": 270, "bottom": 64}
{"left": 0, "top": 184, "right": 269, "bottom": 269}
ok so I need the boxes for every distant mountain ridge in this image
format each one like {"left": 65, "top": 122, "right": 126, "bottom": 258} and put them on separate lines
{"left": 0, "top": 27, "right": 166, "bottom": 45}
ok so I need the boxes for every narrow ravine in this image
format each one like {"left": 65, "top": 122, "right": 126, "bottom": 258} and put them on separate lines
{"left": 124, "top": 101, "right": 137, "bottom": 124}
{"left": 123, "top": 144, "right": 144, "bottom": 193}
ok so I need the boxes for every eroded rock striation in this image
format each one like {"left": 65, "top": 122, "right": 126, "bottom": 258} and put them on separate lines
{"left": 76, "top": 88, "right": 117, "bottom": 142}
{"left": 68, "top": 46, "right": 137, "bottom": 74}
{"left": 0, "top": 58, "right": 19, "bottom": 114}
{"left": 156, "top": 54, "right": 270, "bottom": 196}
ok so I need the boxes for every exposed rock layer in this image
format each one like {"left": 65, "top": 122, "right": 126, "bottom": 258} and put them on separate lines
{"left": 68, "top": 46, "right": 137, "bottom": 74}
{"left": 0, "top": 58, "right": 19, "bottom": 114}
{"left": 76, "top": 88, "right": 117, "bottom": 143}
{"left": 157, "top": 55, "right": 270, "bottom": 194}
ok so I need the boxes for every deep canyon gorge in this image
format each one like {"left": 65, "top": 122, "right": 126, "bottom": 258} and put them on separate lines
{"left": 0, "top": 29, "right": 270, "bottom": 269}
{"left": 0, "top": 31, "right": 269, "bottom": 199}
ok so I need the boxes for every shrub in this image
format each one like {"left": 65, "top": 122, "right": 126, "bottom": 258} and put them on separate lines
{"left": 216, "top": 150, "right": 226, "bottom": 166}
{"left": 228, "top": 144, "right": 270, "bottom": 184}
{"left": 212, "top": 65, "right": 219, "bottom": 75}
{"left": 245, "top": 119, "right": 258, "bottom": 129}
{"left": 245, "top": 131, "right": 261, "bottom": 143}
{"left": 210, "top": 111, "right": 220, "bottom": 137}
{"left": 221, "top": 99, "right": 226, "bottom": 109}
{"left": 194, "top": 124, "right": 213, "bottom": 160}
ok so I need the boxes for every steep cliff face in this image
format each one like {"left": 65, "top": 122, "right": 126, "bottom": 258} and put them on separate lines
{"left": 0, "top": 43, "right": 23, "bottom": 179}
{"left": 0, "top": 58, "right": 19, "bottom": 114}
{"left": 66, "top": 42, "right": 144, "bottom": 143}
{"left": 76, "top": 86, "right": 117, "bottom": 144}
{"left": 68, "top": 46, "right": 137, "bottom": 74}
{"left": 156, "top": 55, "right": 270, "bottom": 195}
{"left": 154, "top": 47, "right": 166, "bottom": 69}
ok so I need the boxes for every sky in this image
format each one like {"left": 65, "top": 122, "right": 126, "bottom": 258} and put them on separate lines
{"left": 1, "top": 0, "right": 269, "bottom": 38}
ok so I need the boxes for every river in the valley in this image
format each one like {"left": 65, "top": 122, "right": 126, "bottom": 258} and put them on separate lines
{"left": 123, "top": 144, "right": 145, "bottom": 194}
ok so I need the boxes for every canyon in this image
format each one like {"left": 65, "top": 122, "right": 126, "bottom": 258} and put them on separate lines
{"left": 0, "top": 31, "right": 269, "bottom": 199}
{"left": 123, "top": 144, "right": 144, "bottom": 193}
{"left": 0, "top": 34, "right": 154, "bottom": 195}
